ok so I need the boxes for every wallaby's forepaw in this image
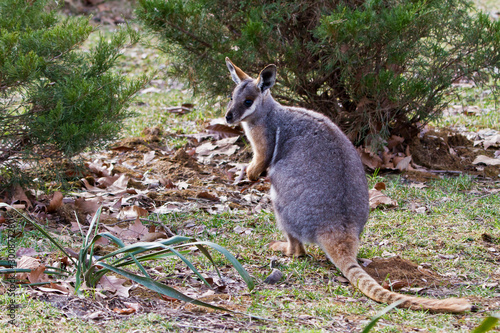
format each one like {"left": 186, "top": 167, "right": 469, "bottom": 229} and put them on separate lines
{"left": 269, "top": 241, "right": 306, "bottom": 257}
{"left": 246, "top": 162, "right": 261, "bottom": 181}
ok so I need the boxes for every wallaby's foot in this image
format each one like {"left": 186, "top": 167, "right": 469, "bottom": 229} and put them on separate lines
{"left": 269, "top": 240, "right": 306, "bottom": 257}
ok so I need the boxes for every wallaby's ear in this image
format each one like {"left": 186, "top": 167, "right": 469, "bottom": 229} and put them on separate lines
{"left": 256, "top": 64, "right": 276, "bottom": 92}
{"left": 226, "top": 57, "right": 250, "bottom": 84}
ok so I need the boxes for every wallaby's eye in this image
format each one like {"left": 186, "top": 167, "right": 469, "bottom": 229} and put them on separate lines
{"left": 244, "top": 99, "right": 253, "bottom": 107}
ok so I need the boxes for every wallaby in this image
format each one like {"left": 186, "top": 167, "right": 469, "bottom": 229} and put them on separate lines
{"left": 224, "top": 57, "right": 472, "bottom": 313}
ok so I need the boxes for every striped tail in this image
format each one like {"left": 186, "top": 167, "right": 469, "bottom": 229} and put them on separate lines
{"left": 318, "top": 233, "right": 472, "bottom": 313}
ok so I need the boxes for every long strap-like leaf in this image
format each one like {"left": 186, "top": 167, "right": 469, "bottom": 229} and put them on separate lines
{"left": 0, "top": 203, "right": 76, "bottom": 265}
{"left": 95, "top": 261, "right": 269, "bottom": 321}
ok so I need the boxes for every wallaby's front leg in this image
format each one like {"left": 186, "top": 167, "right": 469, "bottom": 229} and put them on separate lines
{"left": 270, "top": 233, "right": 306, "bottom": 257}
{"left": 245, "top": 124, "right": 269, "bottom": 181}
{"left": 246, "top": 151, "right": 267, "bottom": 181}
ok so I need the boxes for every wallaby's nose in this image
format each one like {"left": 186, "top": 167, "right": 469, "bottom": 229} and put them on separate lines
{"left": 225, "top": 111, "right": 233, "bottom": 123}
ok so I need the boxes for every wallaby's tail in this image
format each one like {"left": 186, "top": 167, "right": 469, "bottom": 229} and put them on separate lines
{"left": 317, "top": 233, "right": 472, "bottom": 313}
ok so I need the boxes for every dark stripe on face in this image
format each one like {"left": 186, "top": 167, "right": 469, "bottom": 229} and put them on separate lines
{"left": 239, "top": 80, "right": 250, "bottom": 90}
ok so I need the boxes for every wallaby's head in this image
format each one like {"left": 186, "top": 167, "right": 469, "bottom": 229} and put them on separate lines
{"left": 225, "top": 57, "right": 276, "bottom": 124}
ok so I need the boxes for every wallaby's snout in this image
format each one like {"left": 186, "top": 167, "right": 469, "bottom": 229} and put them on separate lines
{"left": 225, "top": 110, "right": 234, "bottom": 124}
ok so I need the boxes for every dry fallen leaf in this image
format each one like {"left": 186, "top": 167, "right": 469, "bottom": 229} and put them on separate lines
{"left": 175, "top": 181, "right": 190, "bottom": 190}
{"left": 103, "top": 218, "right": 150, "bottom": 241}
{"left": 233, "top": 226, "right": 253, "bottom": 235}
{"left": 98, "top": 275, "right": 132, "bottom": 298}
{"left": 141, "top": 232, "right": 167, "bottom": 242}
{"left": 205, "top": 123, "right": 243, "bottom": 139}
{"left": 387, "top": 135, "right": 404, "bottom": 149}
{"left": 28, "top": 264, "right": 50, "bottom": 284}
{"left": 382, "top": 280, "right": 410, "bottom": 291}
{"left": 17, "top": 256, "right": 40, "bottom": 270}
{"left": 47, "top": 191, "right": 64, "bottom": 213}
{"left": 358, "top": 147, "right": 382, "bottom": 170}
{"left": 409, "top": 182, "right": 427, "bottom": 189}
{"left": 143, "top": 151, "right": 155, "bottom": 165}
{"left": 117, "top": 205, "right": 149, "bottom": 219}
{"left": 472, "top": 155, "right": 500, "bottom": 166}
{"left": 395, "top": 156, "right": 412, "bottom": 171}
{"left": 38, "top": 282, "right": 72, "bottom": 295}
{"left": 113, "top": 307, "right": 136, "bottom": 315}
{"left": 368, "top": 189, "right": 398, "bottom": 210}
{"left": 75, "top": 197, "right": 101, "bottom": 215}
{"left": 483, "top": 134, "right": 500, "bottom": 150}
{"left": 16, "top": 247, "right": 40, "bottom": 257}
{"left": 196, "top": 191, "right": 219, "bottom": 201}
{"left": 162, "top": 295, "right": 182, "bottom": 302}
{"left": 86, "top": 160, "right": 112, "bottom": 177}
{"left": 12, "top": 185, "right": 32, "bottom": 209}
{"left": 195, "top": 137, "right": 240, "bottom": 161}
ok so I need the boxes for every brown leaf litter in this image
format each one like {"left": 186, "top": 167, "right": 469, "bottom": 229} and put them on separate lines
{"left": 1, "top": 123, "right": 499, "bottom": 330}
{"left": 358, "top": 128, "right": 500, "bottom": 180}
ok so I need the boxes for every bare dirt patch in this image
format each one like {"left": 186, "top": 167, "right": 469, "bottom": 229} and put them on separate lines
{"left": 362, "top": 256, "right": 443, "bottom": 287}
{"left": 409, "top": 129, "right": 500, "bottom": 177}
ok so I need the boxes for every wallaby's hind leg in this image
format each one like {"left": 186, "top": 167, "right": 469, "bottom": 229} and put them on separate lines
{"left": 269, "top": 233, "right": 306, "bottom": 257}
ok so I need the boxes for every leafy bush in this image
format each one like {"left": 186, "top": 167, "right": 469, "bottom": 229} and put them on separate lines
{"left": 0, "top": 0, "right": 147, "bottom": 184}
{"left": 136, "top": 0, "right": 500, "bottom": 147}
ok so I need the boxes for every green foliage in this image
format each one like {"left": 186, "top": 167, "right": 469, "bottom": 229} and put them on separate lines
{"left": 361, "top": 300, "right": 404, "bottom": 333}
{"left": 472, "top": 314, "right": 499, "bottom": 333}
{"left": 0, "top": 0, "right": 147, "bottom": 184}
{"left": 0, "top": 203, "right": 255, "bottom": 314}
{"left": 136, "top": 0, "right": 500, "bottom": 147}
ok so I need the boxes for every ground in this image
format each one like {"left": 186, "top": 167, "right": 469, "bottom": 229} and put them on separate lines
{"left": 1, "top": 1, "right": 500, "bottom": 332}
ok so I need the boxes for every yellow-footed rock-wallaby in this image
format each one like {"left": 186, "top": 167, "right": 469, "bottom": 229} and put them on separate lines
{"left": 224, "top": 57, "right": 472, "bottom": 313}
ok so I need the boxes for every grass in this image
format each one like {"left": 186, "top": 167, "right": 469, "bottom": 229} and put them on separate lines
{"left": 5, "top": 175, "right": 499, "bottom": 331}
{"left": 435, "top": 83, "right": 500, "bottom": 132}
{"left": 2, "top": 9, "right": 500, "bottom": 333}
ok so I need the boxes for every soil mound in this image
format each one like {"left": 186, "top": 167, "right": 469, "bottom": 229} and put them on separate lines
{"left": 362, "top": 256, "right": 443, "bottom": 287}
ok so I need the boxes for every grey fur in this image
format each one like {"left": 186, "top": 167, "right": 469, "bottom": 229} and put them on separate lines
{"left": 223, "top": 59, "right": 473, "bottom": 313}
{"left": 225, "top": 71, "right": 369, "bottom": 246}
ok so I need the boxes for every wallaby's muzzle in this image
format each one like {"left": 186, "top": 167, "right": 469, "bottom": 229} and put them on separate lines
{"left": 225, "top": 111, "right": 234, "bottom": 124}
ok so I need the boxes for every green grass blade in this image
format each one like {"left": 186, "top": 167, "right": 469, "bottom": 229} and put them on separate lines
{"left": 0, "top": 260, "right": 16, "bottom": 267}
{"left": 183, "top": 241, "right": 254, "bottom": 291}
{"left": 0, "top": 268, "right": 32, "bottom": 274}
{"left": 192, "top": 243, "right": 223, "bottom": 281}
{"left": 94, "top": 235, "right": 210, "bottom": 287}
{"left": 96, "top": 261, "right": 233, "bottom": 311}
{"left": 85, "top": 206, "right": 102, "bottom": 246}
{"left": 0, "top": 268, "right": 67, "bottom": 278}
{"left": 361, "top": 299, "right": 405, "bottom": 333}
{"left": 472, "top": 314, "right": 500, "bottom": 333}
{"left": 91, "top": 233, "right": 150, "bottom": 279}
{"left": 0, "top": 203, "right": 76, "bottom": 265}
{"left": 95, "top": 261, "right": 270, "bottom": 321}
{"left": 123, "top": 249, "right": 190, "bottom": 263}
{"left": 45, "top": 265, "right": 70, "bottom": 273}
{"left": 109, "top": 250, "right": 191, "bottom": 270}
{"left": 167, "top": 246, "right": 212, "bottom": 288}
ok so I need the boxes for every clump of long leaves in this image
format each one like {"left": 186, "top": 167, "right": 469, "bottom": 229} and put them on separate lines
{"left": 0, "top": 203, "right": 254, "bottom": 312}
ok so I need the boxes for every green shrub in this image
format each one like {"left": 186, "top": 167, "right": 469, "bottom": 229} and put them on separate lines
{"left": 0, "top": 0, "right": 147, "bottom": 184}
{"left": 136, "top": 0, "right": 500, "bottom": 147}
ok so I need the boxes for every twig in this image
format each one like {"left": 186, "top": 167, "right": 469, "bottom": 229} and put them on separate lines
{"left": 465, "top": 190, "right": 500, "bottom": 203}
